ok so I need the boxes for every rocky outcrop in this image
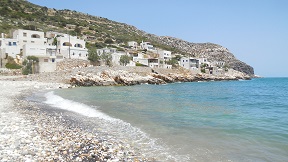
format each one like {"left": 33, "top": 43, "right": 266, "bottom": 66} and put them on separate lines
{"left": 69, "top": 68, "right": 251, "bottom": 87}
{"left": 56, "top": 59, "right": 91, "bottom": 71}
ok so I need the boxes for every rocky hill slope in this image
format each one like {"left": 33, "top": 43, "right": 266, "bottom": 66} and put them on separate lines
{"left": 0, "top": 0, "right": 254, "bottom": 76}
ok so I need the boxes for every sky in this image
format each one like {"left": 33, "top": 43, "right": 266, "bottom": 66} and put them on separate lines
{"left": 28, "top": 0, "right": 288, "bottom": 77}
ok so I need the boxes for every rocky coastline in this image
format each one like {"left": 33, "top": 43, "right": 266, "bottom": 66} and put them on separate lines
{"left": 69, "top": 69, "right": 251, "bottom": 87}
{"left": 1, "top": 59, "right": 252, "bottom": 87}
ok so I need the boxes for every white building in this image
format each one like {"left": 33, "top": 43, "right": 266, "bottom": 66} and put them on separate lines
{"left": 140, "top": 42, "right": 155, "bottom": 51}
{"left": 128, "top": 41, "right": 138, "bottom": 49}
{"left": 13, "top": 29, "right": 46, "bottom": 48}
{"left": 180, "top": 57, "right": 200, "bottom": 74}
{"left": 205, "top": 66, "right": 225, "bottom": 76}
{"left": 111, "top": 52, "right": 126, "bottom": 66}
{"left": 22, "top": 44, "right": 57, "bottom": 73}
{"left": 97, "top": 48, "right": 116, "bottom": 56}
{"left": 0, "top": 33, "right": 21, "bottom": 59}
{"left": 158, "top": 50, "right": 172, "bottom": 60}
{"left": 11, "top": 30, "right": 56, "bottom": 72}
{"left": 198, "top": 58, "right": 210, "bottom": 66}
{"left": 148, "top": 58, "right": 159, "bottom": 68}
{"left": 211, "top": 61, "right": 225, "bottom": 68}
{"left": 56, "top": 34, "right": 88, "bottom": 60}
{"left": 133, "top": 56, "right": 159, "bottom": 68}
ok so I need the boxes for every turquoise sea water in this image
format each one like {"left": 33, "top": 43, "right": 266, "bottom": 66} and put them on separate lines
{"left": 43, "top": 78, "right": 288, "bottom": 161}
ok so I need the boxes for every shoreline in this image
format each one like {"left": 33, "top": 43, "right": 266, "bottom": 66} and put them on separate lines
{"left": 0, "top": 80, "right": 157, "bottom": 161}
{"left": 2, "top": 65, "right": 253, "bottom": 87}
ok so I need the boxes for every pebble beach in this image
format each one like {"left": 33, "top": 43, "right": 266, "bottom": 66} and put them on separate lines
{"left": 0, "top": 78, "right": 156, "bottom": 162}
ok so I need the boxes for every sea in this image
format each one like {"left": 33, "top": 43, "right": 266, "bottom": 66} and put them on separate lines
{"left": 32, "top": 78, "right": 288, "bottom": 161}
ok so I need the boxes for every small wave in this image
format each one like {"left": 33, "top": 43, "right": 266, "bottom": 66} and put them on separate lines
{"left": 43, "top": 91, "right": 188, "bottom": 161}
{"left": 44, "top": 91, "right": 114, "bottom": 120}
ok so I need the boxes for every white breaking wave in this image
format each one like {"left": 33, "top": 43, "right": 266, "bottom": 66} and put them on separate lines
{"left": 44, "top": 91, "right": 114, "bottom": 120}
{"left": 43, "top": 91, "right": 189, "bottom": 161}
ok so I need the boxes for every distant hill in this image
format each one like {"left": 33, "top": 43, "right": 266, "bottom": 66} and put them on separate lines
{"left": 0, "top": 0, "right": 254, "bottom": 75}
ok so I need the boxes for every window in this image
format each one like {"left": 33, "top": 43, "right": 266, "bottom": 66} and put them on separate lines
{"left": 31, "top": 41, "right": 35, "bottom": 43}
{"left": 31, "top": 34, "right": 40, "bottom": 38}
{"left": 79, "top": 53, "right": 81, "bottom": 56}
{"left": 63, "top": 42, "right": 72, "bottom": 46}
{"left": 8, "top": 42, "right": 12, "bottom": 46}
{"left": 23, "top": 33, "right": 27, "bottom": 37}
{"left": 23, "top": 40, "right": 27, "bottom": 43}
{"left": 44, "top": 59, "right": 49, "bottom": 62}
{"left": 13, "top": 42, "right": 17, "bottom": 46}
{"left": 52, "top": 58, "right": 55, "bottom": 63}
{"left": 74, "top": 43, "right": 83, "bottom": 48}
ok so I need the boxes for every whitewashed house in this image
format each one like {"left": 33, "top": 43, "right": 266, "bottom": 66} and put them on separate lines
{"left": 111, "top": 52, "right": 126, "bottom": 66}
{"left": 198, "top": 58, "right": 210, "bottom": 66}
{"left": 157, "top": 50, "right": 172, "bottom": 69}
{"left": 13, "top": 29, "right": 46, "bottom": 47}
{"left": 205, "top": 66, "right": 225, "bottom": 76}
{"left": 148, "top": 58, "right": 159, "bottom": 68}
{"left": 140, "top": 42, "right": 155, "bottom": 51}
{"left": 180, "top": 57, "right": 200, "bottom": 74}
{"left": 56, "top": 34, "right": 88, "bottom": 60}
{"left": 128, "top": 41, "right": 138, "bottom": 49}
{"left": 133, "top": 53, "right": 159, "bottom": 68}
{"left": 12, "top": 29, "right": 56, "bottom": 72}
{"left": 133, "top": 53, "right": 148, "bottom": 66}
{"left": 97, "top": 48, "right": 116, "bottom": 56}
{"left": 158, "top": 50, "right": 172, "bottom": 60}
{"left": 0, "top": 33, "right": 21, "bottom": 59}
{"left": 211, "top": 61, "right": 225, "bottom": 68}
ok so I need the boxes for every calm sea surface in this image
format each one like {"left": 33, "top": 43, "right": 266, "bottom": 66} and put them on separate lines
{"left": 42, "top": 78, "right": 288, "bottom": 161}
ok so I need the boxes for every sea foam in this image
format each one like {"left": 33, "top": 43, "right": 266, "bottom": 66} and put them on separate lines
{"left": 44, "top": 91, "right": 114, "bottom": 120}
{"left": 43, "top": 91, "right": 185, "bottom": 161}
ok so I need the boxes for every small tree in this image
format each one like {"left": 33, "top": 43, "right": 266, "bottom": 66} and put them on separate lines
{"left": 119, "top": 55, "right": 131, "bottom": 66}
{"left": 101, "top": 52, "right": 112, "bottom": 66}
{"left": 22, "top": 56, "right": 39, "bottom": 75}
{"left": 166, "top": 58, "right": 178, "bottom": 67}
{"left": 88, "top": 48, "right": 101, "bottom": 66}
{"left": 74, "top": 26, "right": 82, "bottom": 36}
{"left": 201, "top": 63, "right": 208, "bottom": 73}
{"left": 104, "top": 38, "right": 114, "bottom": 44}
{"left": 174, "top": 55, "right": 182, "bottom": 61}
{"left": 52, "top": 37, "right": 57, "bottom": 46}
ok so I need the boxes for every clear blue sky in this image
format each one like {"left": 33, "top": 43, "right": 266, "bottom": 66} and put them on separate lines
{"left": 28, "top": 0, "right": 288, "bottom": 77}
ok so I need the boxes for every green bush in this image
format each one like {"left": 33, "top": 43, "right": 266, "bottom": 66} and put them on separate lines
{"left": 5, "top": 63, "right": 22, "bottom": 69}
{"left": 201, "top": 69, "right": 206, "bottom": 73}
{"left": 119, "top": 55, "right": 131, "bottom": 66}
{"left": 21, "top": 56, "right": 39, "bottom": 75}
{"left": 136, "top": 62, "right": 146, "bottom": 66}
{"left": 104, "top": 38, "right": 114, "bottom": 44}
{"left": 87, "top": 48, "right": 101, "bottom": 66}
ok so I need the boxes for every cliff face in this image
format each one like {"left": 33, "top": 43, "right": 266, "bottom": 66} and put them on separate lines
{"left": 0, "top": 0, "right": 254, "bottom": 76}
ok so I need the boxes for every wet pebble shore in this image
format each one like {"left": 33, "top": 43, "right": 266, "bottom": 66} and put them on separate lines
{"left": 0, "top": 80, "right": 156, "bottom": 162}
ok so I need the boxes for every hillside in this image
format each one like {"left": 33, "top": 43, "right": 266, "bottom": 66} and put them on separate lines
{"left": 0, "top": 0, "right": 254, "bottom": 75}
